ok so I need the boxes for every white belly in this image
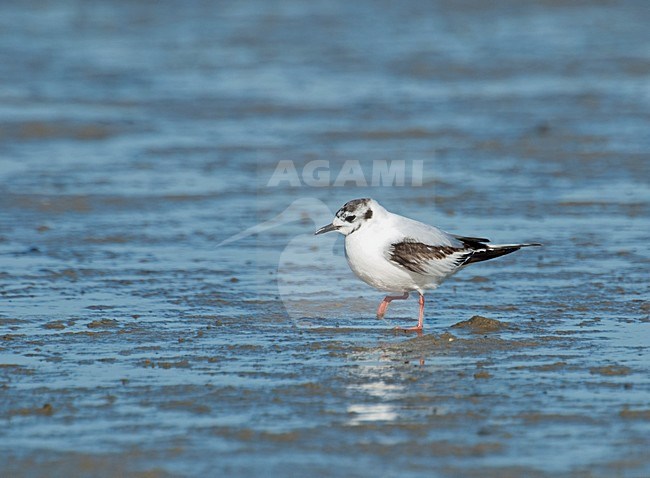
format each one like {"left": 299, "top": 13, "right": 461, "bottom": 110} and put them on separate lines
{"left": 345, "top": 232, "right": 420, "bottom": 293}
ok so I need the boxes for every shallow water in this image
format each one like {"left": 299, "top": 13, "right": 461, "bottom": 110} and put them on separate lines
{"left": 1, "top": 1, "right": 649, "bottom": 477}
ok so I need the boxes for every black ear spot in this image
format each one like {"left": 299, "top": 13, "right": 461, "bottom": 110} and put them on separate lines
{"left": 364, "top": 209, "right": 373, "bottom": 220}
{"left": 345, "top": 215, "right": 356, "bottom": 223}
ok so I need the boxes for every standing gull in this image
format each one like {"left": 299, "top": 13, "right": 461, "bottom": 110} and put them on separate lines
{"left": 315, "top": 198, "right": 541, "bottom": 332}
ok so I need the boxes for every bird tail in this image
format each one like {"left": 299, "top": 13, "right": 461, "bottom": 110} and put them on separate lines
{"left": 464, "top": 243, "right": 541, "bottom": 265}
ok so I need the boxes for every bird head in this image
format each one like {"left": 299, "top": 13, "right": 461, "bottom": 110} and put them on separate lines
{"left": 314, "top": 198, "right": 376, "bottom": 236}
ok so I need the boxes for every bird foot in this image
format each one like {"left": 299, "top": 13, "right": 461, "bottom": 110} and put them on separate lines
{"left": 393, "top": 325, "right": 423, "bottom": 334}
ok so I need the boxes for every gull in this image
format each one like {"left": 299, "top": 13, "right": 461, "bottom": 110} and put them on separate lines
{"left": 315, "top": 198, "right": 540, "bottom": 332}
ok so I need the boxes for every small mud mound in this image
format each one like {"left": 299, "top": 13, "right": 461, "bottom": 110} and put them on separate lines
{"left": 451, "top": 315, "right": 507, "bottom": 333}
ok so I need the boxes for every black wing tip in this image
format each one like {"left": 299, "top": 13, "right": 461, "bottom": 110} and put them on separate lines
{"left": 464, "top": 247, "right": 516, "bottom": 265}
{"left": 457, "top": 236, "right": 543, "bottom": 249}
{"left": 454, "top": 234, "right": 490, "bottom": 242}
{"left": 453, "top": 235, "right": 490, "bottom": 249}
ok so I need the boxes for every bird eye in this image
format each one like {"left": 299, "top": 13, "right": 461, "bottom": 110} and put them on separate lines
{"left": 345, "top": 215, "right": 356, "bottom": 223}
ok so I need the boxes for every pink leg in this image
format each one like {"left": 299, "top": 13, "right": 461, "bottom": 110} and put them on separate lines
{"left": 395, "top": 293, "right": 425, "bottom": 333}
{"left": 376, "top": 292, "right": 409, "bottom": 319}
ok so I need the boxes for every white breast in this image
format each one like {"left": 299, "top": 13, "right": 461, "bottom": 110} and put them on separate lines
{"left": 344, "top": 219, "right": 418, "bottom": 293}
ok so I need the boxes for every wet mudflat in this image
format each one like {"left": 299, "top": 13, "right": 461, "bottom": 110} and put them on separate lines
{"left": 1, "top": 1, "right": 649, "bottom": 477}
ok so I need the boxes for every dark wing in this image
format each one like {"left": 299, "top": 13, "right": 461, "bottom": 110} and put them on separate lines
{"left": 452, "top": 235, "right": 542, "bottom": 265}
{"left": 388, "top": 239, "right": 471, "bottom": 275}
{"left": 452, "top": 234, "right": 490, "bottom": 249}
{"left": 463, "top": 243, "right": 541, "bottom": 264}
